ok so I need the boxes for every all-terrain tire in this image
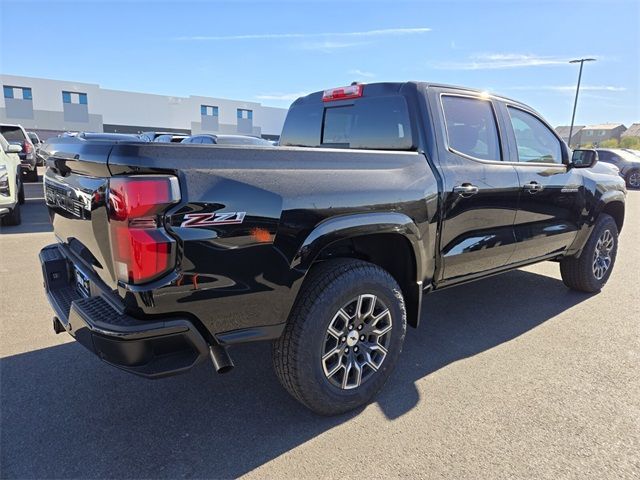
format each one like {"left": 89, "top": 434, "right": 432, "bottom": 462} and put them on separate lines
{"left": 272, "top": 259, "right": 407, "bottom": 416}
{"left": 560, "top": 213, "right": 618, "bottom": 292}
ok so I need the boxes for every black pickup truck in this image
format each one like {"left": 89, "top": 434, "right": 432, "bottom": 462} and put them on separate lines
{"left": 39, "top": 82, "right": 626, "bottom": 415}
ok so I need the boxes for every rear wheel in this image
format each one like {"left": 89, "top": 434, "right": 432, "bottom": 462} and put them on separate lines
{"left": 560, "top": 214, "right": 618, "bottom": 292}
{"left": 1, "top": 203, "right": 21, "bottom": 226}
{"left": 273, "top": 259, "right": 407, "bottom": 415}
{"left": 17, "top": 178, "right": 25, "bottom": 205}
{"left": 626, "top": 169, "right": 640, "bottom": 189}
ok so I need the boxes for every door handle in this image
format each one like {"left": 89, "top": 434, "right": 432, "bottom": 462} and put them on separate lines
{"left": 523, "top": 181, "right": 543, "bottom": 194}
{"left": 453, "top": 184, "right": 479, "bottom": 197}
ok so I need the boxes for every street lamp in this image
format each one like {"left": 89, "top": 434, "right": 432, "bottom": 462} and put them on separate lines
{"left": 567, "top": 58, "right": 596, "bottom": 148}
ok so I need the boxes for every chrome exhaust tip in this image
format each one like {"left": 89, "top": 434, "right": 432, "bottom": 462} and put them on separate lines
{"left": 209, "top": 345, "right": 234, "bottom": 374}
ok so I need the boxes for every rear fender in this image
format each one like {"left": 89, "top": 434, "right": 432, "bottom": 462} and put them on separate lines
{"left": 292, "top": 212, "right": 426, "bottom": 327}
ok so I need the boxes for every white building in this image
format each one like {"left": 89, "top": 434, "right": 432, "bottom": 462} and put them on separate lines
{"left": 0, "top": 74, "right": 288, "bottom": 140}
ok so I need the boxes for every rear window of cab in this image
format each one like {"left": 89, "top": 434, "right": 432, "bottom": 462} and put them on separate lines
{"left": 280, "top": 95, "right": 415, "bottom": 151}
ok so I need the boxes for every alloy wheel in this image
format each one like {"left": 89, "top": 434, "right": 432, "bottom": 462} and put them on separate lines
{"left": 322, "top": 294, "right": 393, "bottom": 390}
{"left": 592, "top": 229, "right": 614, "bottom": 280}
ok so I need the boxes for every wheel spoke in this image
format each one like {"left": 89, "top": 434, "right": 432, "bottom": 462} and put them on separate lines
{"left": 342, "top": 358, "right": 362, "bottom": 389}
{"left": 370, "top": 309, "right": 391, "bottom": 336}
{"left": 325, "top": 361, "right": 342, "bottom": 379}
{"left": 322, "top": 346, "right": 340, "bottom": 362}
{"left": 356, "top": 294, "right": 376, "bottom": 320}
{"left": 327, "top": 308, "right": 350, "bottom": 338}
{"left": 369, "top": 342, "right": 388, "bottom": 356}
{"left": 327, "top": 324, "right": 342, "bottom": 339}
{"left": 342, "top": 357, "right": 361, "bottom": 389}
{"left": 372, "top": 323, "right": 392, "bottom": 336}
{"left": 362, "top": 351, "right": 379, "bottom": 372}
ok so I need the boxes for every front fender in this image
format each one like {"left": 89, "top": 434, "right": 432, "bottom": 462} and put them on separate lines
{"left": 568, "top": 187, "right": 626, "bottom": 257}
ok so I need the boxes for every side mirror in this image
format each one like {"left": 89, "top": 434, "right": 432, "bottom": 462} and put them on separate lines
{"left": 571, "top": 149, "right": 598, "bottom": 168}
{"left": 6, "top": 144, "right": 22, "bottom": 154}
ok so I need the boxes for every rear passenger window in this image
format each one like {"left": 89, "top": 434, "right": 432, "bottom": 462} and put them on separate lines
{"left": 507, "top": 107, "right": 562, "bottom": 164}
{"left": 281, "top": 96, "right": 414, "bottom": 150}
{"left": 441, "top": 95, "right": 501, "bottom": 161}
{"left": 321, "top": 97, "right": 413, "bottom": 150}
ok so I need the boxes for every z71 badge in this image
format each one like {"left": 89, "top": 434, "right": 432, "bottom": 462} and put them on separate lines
{"left": 180, "top": 211, "right": 246, "bottom": 228}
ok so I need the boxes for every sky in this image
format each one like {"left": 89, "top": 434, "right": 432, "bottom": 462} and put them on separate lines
{"left": 1, "top": 0, "right": 638, "bottom": 127}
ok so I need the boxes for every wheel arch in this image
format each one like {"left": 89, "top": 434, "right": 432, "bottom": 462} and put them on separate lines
{"left": 601, "top": 199, "right": 624, "bottom": 233}
{"left": 292, "top": 212, "right": 425, "bottom": 328}
{"left": 568, "top": 192, "right": 625, "bottom": 258}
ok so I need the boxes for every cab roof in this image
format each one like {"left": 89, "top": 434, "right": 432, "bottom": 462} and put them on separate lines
{"left": 292, "top": 81, "right": 532, "bottom": 111}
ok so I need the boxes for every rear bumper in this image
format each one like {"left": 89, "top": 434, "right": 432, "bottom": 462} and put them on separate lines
{"left": 39, "top": 244, "right": 209, "bottom": 378}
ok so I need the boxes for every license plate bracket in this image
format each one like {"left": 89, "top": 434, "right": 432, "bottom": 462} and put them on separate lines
{"left": 74, "top": 266, "right": 90, "bottom": 298}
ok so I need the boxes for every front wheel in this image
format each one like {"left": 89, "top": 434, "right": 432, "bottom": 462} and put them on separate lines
{"left": 273, "top": 259, "right": 407, "bottom": 415}
{"left": 560, "top": 213, "right": 618, "bottom": 292}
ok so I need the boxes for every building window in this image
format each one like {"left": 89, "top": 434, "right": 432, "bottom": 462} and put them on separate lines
{"left": 3, "top": 86, "right": 32, "bottom": 100}
{"left": 201, "top": 105, "right": 219, "bottom": 116}
{"left": 62, "top": 91, "right": 88, "bottom": 105}
{"left": 237, "top": 108, "right": 253, "bottom": 120}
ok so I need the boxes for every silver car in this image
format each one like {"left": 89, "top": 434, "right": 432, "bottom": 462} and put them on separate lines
{"left": 596, "top": 148, "right": 640, "bottom": 189}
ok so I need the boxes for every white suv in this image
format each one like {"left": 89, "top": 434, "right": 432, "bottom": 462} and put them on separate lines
{"left": 0, "top": 123, "right": 38, "bottom": 182}
{"left": 0, "top": 133, "right": 25, "bottom": 225}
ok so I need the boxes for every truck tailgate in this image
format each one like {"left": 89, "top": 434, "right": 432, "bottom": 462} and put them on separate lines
{"left": 43, "top": 142, "right": 118, "bottom": 290}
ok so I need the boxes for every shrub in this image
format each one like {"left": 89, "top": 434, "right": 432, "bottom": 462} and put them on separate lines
{"left": 599, "top": 139, "right": 619, "bottom": 148}
{"left": 620, "top": 136, "right": 640, "bottom": 149}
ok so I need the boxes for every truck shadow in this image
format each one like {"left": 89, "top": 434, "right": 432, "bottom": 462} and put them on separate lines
{"left": 0, "top": 269, "right": 593, "bottom": 478}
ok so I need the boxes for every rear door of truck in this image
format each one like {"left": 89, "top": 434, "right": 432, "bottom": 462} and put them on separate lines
{"left": 425, "top": 86, "right": 521, "bottom": 284}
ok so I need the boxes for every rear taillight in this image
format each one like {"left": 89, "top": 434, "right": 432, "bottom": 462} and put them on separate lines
{"left": 23, "top": 141, "right": 32, "bottom": 154}
{"left": 322, "top": 84, "right": 364, "bottom": 102}
{"left": 107, "top": 176, "right": 180, "bottom": 284}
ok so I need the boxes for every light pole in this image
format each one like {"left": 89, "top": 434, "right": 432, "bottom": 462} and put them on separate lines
{"left": 568, "top": 58, "right": 596, "bottom": 148}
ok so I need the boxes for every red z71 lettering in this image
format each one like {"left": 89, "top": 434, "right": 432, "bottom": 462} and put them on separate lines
{"left": 180, "top": 212, "right": 246, "bottom": 228}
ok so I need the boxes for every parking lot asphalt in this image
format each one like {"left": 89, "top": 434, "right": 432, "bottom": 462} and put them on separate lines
{"left": 1, "top": 168, "right": 638, "bottom": 479}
